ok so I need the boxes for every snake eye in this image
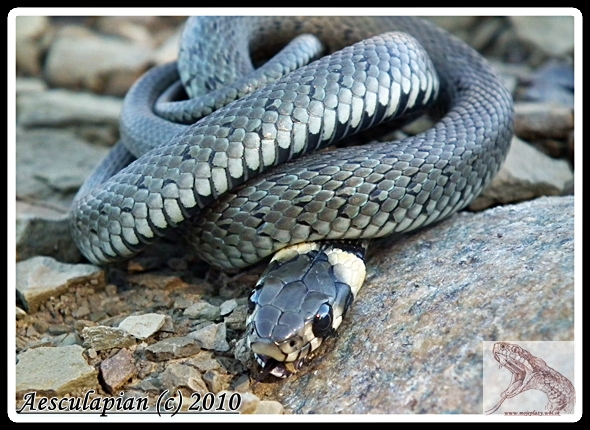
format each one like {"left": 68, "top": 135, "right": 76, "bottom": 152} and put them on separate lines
{"left": 312, "top": 303, "right": 333, "bottom": 338}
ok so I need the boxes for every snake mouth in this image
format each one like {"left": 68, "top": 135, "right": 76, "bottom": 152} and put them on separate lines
{"left": 493, "top": 349, "right": 535, "bottom": 398}
{"left": 254, "top": 354, "right": 304, "bottom": 379}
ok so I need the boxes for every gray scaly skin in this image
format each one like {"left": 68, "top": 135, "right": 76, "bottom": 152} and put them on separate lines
{"left": 70, "top": 17, "right": 514, "bottom": 377}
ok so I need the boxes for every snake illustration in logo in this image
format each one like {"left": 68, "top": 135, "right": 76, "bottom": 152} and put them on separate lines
{"left": 485, "top": 342, "right": 575, "bottom": 414}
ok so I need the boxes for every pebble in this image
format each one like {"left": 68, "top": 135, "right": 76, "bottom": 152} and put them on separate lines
{"left": 16, "top": 256, "right": 104, "bottom": 312}
{"left": 514, "top": 102, "right": 574, "bottom": 141}
{"left": 183, "top": 351, "right": 223, "bottom": 372}
{"left": 189, "top": 323, "right": 230, "bottom": 352}
{"left": 99, "top": 348, "right": 136, "bottom": 394}
{"left": 118, "top": 313, "right": 166, "bottom": 339}
{"left": 17, "top": 88, "right": 122, "bottom": 129}
{"left": 509, "top": 16, "right": 574, "bottom": 57}
{"left": 44, "top": 25, "right": 152, "bottom": 96}
{"left": 183, "top": 301, "right": 221, "bottom": 320}
{"left": 15, "top": 16, "right": 50, "bottom": 75}
{"left": 219, "top": 299, "right": 238, "bottom": 316}
{"left": 80, "top": 326, "right": 136, "bottom": 351}
{"left": 159, "top": 363, "right": 207, "bottom": 394}
{"left": 144, "top": 336, "right": 201, "bottom": 361}
{"left": 470, "top": 136, "right": 573, "bottom": 210}
{"left": 16, "top": 345, "right": 98, "bottom": 396}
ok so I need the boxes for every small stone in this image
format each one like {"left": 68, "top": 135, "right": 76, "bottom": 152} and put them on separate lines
{"left": 509, "top": 16, "right": 574, "bottom": 57}
{"left": 118, "top": 313, "right": 166, "bottom": 339}
{"left": 47, "top": 324, "right": 72, "bottom": 335}
{"left": 253, "top": 400, "right": 285, "bottom": 414}
{"left": 183, "top": 301, "right": 220, "bottom": 320}
{"left": 189, "top": 323, "right": 230, "bottom": 352}
{"left": 145, "top": 336, "right": 201, "bottom": 361}
{"left": 470, "top": 137, "right": 573, "bottom": 210}
{"left": 17, "top": 89, "right": 122, "bottom": 128}
{"left": 183, "top": 351, "right": 222, "bottom": 373}
{"left": 235, "top": 392, "right": 262, "bottom": 414}
{"left": 224, "top": 305, "right": 248, "bottom": 331}
{"left": 100, "top": 349, "right": 136, "bottom": 393}
{"left": 16, "top": 345, "right": 98, "bottom": 396}
{"left": 159, "top": 363, "right": 207, "bottom": 394}
{"left": 514, "top": 102, "right": 574, "bottom": 140}
{"left": 55, "top": 332, "right": 79, "bottom": 347}
{"left": 16, "top": 307, "right": 27, "bottom": 320}
{"left": 44, "top": 25, "right": 152, "bottom": 96}
{"left": 202, "top": 370, "right": 225, "bottom": 393}
{"left": 219, "top": 299, "right": 238, "bottom": 316}
{"left": 71, "top": 304, "right": 90, "bottom": 319}
{"left": 16, "top": 256, "right": 104, "bottom": 312}
{"left": 81, "top": 326, "right": 136, "bottom": 351}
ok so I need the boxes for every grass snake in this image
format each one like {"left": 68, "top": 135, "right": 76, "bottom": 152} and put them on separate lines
{"left": 70, "top": 16, "right": 514, "bottom": 378}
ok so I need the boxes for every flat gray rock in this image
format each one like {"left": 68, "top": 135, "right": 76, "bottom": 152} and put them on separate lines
{"left": 80, "top": 326, "right": 136, "bottom": 351}
{"left": 189, "top": 323, "right": 230, "bottom": 352}
{"left": 470, "top": 137, "right": 573, "bottom": 210}
{"left": 17, "top": 89, "right": 122, "bottom": 128}
{"left": 44, "top": 25, "right": 152, "bottom": 96}
{"left": 259, "top": 196, "right": 574, "bottom": 414}
{"left": 509, "top": 16, "right": 574, "bottom": 57}
{"left": 16, "top": 345, "right": 98, "bottom": 396}
{"left": 16, "top": 256, "right": 104, "bottom": 312}
{"left": 144, "top": 336, "right": 201, "bottom": 361}
{"left": 118, "top": 313, "right": 166, "bottom": 339}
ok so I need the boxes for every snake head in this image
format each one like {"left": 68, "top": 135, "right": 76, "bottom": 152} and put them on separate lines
{"left": 245, "top": 241, "right": 366, "bottom": 378}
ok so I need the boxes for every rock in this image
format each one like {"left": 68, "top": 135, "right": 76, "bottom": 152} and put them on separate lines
{"left": 224, "top": 304, "right": 249, "bottom": 331}
{"left": 16, "top": 256, "right": 104, "bottom": 312}
{"left": 521, "top": 60, "right": 574, "bottom": 107}
{"left": 252, "top": 400, "right": 285, "bottom": 414}
{"left": 15, "top": 16, "right": 50, "bottom": 76}
{"left": 16, "top": 345, "right": 98, "bottom": 396}
{"left": 513, "top": 102, "right": 574, "bottom": 141}
{"left": 126, "top": 273, "right": 189, "bottom": 290}
{"left": 47, "top": 324, "right": 72, "bottom": 335}
{"left": 183, "top": 301, "right": 221, "bottom": 320}
{"left": 189, "top": 323, "right": 230, "bottom": 352}
{"left": 260, "top": 196, "right": 573, "bottom": 413}
{"left": 44, "top": 25, "right": 152, "bottom": 96}
{"left": 144, "top": 336, "right": 201, "bottom": 361}
{"left": 16, "top": 201, "right": 81, "bottom": 263}
{"left": 17, "top": 89, "right": 122, "bottom": 129}
{"left": 159, "top": 363, "right": 208, "bottom": 394}
{"left": 200, "top": 370, "right": 224, "bottom": 393}
{"left": 118, "top": 313, "right": 166, "bottom": 339}
{"left": 15, "top": 128, "right": 110, "bottom": 206}
{"left": 183, "top": 351, "right": 223, "bottom": 373}
{"left": 99, "top": 349, "right": 136, "bottom": 394}
{"left": 233, "top": 391, "right": 262, "bottom": 414}
{"left": 16, "top": 77, "right": 47, "bottom": 94}
{"left": 470, "top": 137, "right": 573, "bottom": 210}
{"left": 509, "top": 16, "right": 574, "bottom": 57}
{"left": 81, "top": 326, "right": 136, "bottom": 351}
{"left": 219, "top": 299, "right": 238, "bottom": 316}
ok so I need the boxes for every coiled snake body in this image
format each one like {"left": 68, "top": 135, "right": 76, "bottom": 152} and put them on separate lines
{"left": 71, "top": 16, "right": 513, "bottom": 377}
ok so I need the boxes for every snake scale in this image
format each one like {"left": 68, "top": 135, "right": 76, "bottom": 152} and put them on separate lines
{"left": 70, "top": 16, "right": 514, "bottom": 377}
